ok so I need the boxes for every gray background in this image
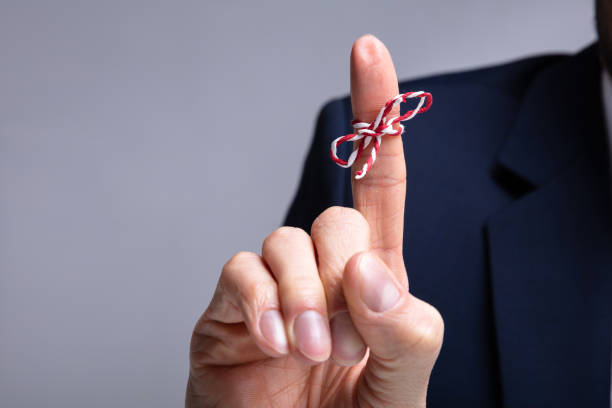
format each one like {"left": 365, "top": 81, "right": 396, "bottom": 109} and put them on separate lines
{"left": 0, "top": 1, "right": 595, "bottom": 407}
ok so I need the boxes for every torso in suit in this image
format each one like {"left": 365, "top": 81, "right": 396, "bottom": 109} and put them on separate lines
{"left": 285, "top": 43, "right": 612, "bottom": 407}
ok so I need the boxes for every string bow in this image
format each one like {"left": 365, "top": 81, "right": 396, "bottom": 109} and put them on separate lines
{"left": 329, "top": 91, "right": 433, "bottom": 179}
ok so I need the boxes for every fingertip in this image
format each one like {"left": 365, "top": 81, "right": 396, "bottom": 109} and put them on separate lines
{"left": 351, "top": 34, "right": 387, "bottom": 66}
{"left": 258, "top": 309, "right": 290, "bottom": 356}
{"left": 292, "top": 309, "right": 332, "bottom": 363}
{"left": 350, "top": 34, "right": 399, "bottom": 119}
{"left": 330, "top": 311, "right": 367, "bottom": 366}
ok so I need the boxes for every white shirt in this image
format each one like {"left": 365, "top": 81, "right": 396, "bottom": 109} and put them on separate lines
{"left": 598, "top": 69, "right": 612, "bottom": 408}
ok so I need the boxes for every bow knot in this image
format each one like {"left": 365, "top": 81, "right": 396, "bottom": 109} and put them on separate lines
{"left": 329, "top": 91, "right": 433, "bottom": 179}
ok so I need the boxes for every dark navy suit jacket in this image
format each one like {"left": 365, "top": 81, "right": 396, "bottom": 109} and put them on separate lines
{"left": 285, "top": 43, "right": 612, "bottom": 407}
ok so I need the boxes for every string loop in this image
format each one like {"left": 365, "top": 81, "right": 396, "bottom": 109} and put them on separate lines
{"left": 329, "top": 91, "right": 433, "bottom": 179}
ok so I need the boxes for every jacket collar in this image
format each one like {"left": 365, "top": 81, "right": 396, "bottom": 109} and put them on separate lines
{"left": 487, "top": 42, "right": 612, "bottom": 407}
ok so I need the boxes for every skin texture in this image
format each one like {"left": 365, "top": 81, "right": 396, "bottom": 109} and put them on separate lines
{"left": 186, "top": 35, "right": 444, "bottom": 408}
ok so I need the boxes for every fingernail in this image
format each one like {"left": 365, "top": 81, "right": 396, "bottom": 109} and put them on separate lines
{"left": 359, "top": 253, "right": 400, "bottom": 312}
{"left": 294, "top": 310, "right": 331, "bottom": 361}
{"left": 330, "top": 311, "right": 366, "bottom": 366}
{"left": 259, "top": 310, "right": 288, "bottom": 354}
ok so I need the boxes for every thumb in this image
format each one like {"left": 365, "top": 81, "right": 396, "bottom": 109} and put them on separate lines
{"left": 343, "top": 251, "right": 444, "bottom": 407}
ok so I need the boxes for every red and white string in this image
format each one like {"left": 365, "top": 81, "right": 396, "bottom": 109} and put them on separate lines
{"left": 329, "top": 91, "right": 433, "bottom": 179}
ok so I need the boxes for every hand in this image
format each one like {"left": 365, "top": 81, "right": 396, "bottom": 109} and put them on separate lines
{"left": 186, "top": 34, "right": 444, "bottom": 408}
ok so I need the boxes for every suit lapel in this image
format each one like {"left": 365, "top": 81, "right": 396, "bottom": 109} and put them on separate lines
{"left": 486, "top": 43, "right": 612, "bottom": 407}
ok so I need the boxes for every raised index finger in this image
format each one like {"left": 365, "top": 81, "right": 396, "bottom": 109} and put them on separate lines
{"left": 349, "top": 35, "right": 406, "bottom": 275}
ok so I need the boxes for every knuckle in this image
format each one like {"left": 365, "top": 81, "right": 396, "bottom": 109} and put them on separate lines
{"left": 220, "top": 252, "right": 258, "bottom": 290}
{"left": 220, "top": 251, "right": 263, "bottom": 298}
{"left": 355, "top": 171, "right": 406, "bottom": 188}
{"left": 311, "top": 206, "right": 368, "bottom": 238}
{"left": 288, "top": 275, "right": 323, "bottom": 292}
{"left": 221, "top": 251, "right": 275, "bottom": 312}
{"left": 262, "top": 226, "right": 310, "bottom": 255}
{"left": 276, "top": 275, "right": 326, "bottom": 311}
{"left": 223, "top": 251, "right": 259, "bottom": 276}
{"left": 244, "top": 279, "right": 274, "bottom": 309}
